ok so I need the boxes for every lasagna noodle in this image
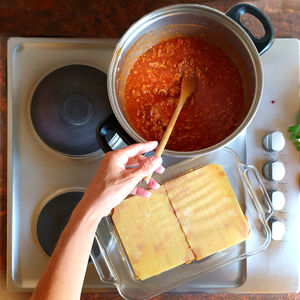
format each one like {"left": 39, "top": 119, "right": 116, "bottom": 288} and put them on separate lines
{"left": 112, "top": 187, "right": 194, "bottom": 280}
{"left": 164, "top": 163, "right": 249, "bottom": 260}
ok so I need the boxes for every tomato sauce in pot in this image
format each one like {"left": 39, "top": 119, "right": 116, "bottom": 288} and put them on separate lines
{"left": 124, "top": 37, "right": 244, "bottom": 151}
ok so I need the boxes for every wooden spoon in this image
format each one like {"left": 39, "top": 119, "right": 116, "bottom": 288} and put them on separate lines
{"left": 144, "top": 76, "right": 198, "bottom": 184}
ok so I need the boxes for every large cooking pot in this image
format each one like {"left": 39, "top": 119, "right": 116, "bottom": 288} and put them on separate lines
{"left": 97, "top": 3, "right": 274, "bottom": 157}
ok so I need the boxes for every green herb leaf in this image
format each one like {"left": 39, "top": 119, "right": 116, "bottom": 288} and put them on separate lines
{"left": 289, "top": 125, "right": 298, "bottom": 132}
{"left": 291, "top": 132, "right": 297, "bottom": 138}
{"left": 289, "top": 121, "right": 300, "bottom": 151}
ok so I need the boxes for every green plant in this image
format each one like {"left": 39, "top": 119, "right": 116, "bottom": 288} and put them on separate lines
{"left": 288, "top": 123, "right": 300, "bottom": 151}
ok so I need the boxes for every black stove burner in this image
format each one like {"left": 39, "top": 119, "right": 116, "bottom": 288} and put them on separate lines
{"left": 36, "top": 191, "right": 100, "bottom": 263}
{"left": 30, "top": 64, "right": 114, "bottom": 156}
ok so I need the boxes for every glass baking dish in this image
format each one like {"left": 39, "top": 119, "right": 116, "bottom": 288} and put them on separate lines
{"left": 92, "top": 147, "right": 274, "bottom": 299}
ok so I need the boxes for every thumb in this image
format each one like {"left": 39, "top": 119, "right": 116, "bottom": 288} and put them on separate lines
{"left": 130, "top": 156, "right": 163, "bottom": 179}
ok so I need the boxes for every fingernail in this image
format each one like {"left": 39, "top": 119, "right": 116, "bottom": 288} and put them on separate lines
{"left": 147, "top": 141, "right": 158, "bottom": 147}
{"left": 151, "top": 156, "right": 162, "bottom": 165}
{"left": 145, "top": 191, "right": 152, "bottom": 198}
{"left": 152, "top": 182, "right": 160, "bottom": 189}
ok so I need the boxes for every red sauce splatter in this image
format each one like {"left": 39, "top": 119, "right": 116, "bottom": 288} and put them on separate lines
{"left": 124, "top": 37, "right": 244, "bottom": 151}
{"left": 271, "top": 100, "right": 276, "bottom": 104}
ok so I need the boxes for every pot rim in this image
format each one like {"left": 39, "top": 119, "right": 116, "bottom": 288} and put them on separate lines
{"left": 108, "top": 3, "right": 263, "bottom": 157}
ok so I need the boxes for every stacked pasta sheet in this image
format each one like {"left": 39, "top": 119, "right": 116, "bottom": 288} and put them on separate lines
{"left": 111, "top": 188, "right": 194, "bottom": 280}
{"left": 112, "top": 164, "right": 249, "bottom": 280}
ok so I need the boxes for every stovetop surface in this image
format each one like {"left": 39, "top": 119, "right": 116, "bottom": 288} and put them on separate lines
{"left": 6, "top": 38, "right": 300, "bottom": 293}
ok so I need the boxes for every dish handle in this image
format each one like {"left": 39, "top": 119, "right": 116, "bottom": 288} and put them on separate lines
{"left": 90, "top": 235, "right": 116, "bottom": 284}
{"left": 239, "top": 163, "right": 274, "bottom": 222}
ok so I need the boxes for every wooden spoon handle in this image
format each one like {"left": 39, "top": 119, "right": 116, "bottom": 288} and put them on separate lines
{"left": 143, "top": 97, "right": 187, "bottom": 184}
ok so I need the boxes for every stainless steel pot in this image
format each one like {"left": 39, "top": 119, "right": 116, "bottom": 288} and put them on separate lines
{"left": 97, "top": 3, "right": 274, "bottom": 157}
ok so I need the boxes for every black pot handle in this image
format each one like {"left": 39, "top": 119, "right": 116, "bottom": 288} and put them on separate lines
{"left": 226, "top": 3, "right": 274, "bottom": 55}
{"left": 96, "top": 114, "right": 136, "bottom": 153}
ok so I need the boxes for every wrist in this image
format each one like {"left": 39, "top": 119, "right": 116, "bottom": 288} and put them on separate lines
{"left": 81, "top": 186, "right": 118, "bottom": 218}
{"left": 71, "top": 197, "right": 107, "bottom": 232}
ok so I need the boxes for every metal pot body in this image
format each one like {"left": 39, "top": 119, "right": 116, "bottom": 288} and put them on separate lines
{"left": 101, "top": 4, "right": 274, "bottom": 157}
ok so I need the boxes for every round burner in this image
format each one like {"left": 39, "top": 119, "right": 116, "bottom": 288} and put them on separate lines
{"left": 36, "top": 190, "right": 100, "bottom": 263}
{"left": 30, "top": 64, "right": 114, "bottom": 157}
{"left": 60, "top": 93, "right": 92, "bottom": 126}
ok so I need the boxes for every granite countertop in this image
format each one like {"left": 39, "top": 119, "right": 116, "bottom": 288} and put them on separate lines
{"left": 0, "top": 0, "right": 299, "bottom": 299}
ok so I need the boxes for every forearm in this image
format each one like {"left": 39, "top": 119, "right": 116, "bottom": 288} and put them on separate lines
{"left": 31, "top": 199, "right": 104, "bottom": 300}
{"left": 31, "top": 142, "right": 163, "bottom": 300}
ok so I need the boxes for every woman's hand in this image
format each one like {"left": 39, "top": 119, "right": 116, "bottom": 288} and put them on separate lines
{"left": 81, "top": 141, "right": 164, "bottom": 217}
{"left": 32, "top": 142, "right": 164, "bottom": 300}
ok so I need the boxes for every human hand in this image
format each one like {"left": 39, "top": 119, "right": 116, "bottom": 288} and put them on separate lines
{"left": 81, "top": 141, "right": 164, "bottom": 217}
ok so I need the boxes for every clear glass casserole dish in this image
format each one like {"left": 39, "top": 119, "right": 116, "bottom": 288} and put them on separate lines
{"left": 91, "top": 147, "right": 274, "bottom": 299}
